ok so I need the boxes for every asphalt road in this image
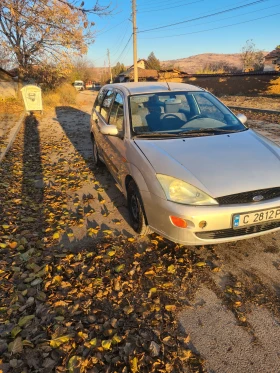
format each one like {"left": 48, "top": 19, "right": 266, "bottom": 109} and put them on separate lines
{"left": 36, "top": 90, "right": 280, "bottom": 372}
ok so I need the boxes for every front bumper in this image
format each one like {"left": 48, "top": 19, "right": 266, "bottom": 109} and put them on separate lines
{"left": 141, "top": 191, "right": 280, "bottom": 245}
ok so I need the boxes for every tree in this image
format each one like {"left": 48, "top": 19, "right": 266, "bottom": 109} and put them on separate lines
{"left": 0, "top": 0, "right": 110, "bottom": 78}
{"left": 196, "top": 61, "right": 240, "bottom": 74}
{"left": 112, "top": 62, "right": 125, "bottom": 78}
{"left": 240, "top": 40, "right": 264, "bottom": 71}
{"left": 146, "top": 52, "right": 161, "bottom": 71}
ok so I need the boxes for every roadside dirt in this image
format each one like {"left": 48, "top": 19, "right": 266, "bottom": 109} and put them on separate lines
{"left": 220, "top": 95, "right": 280, "bottom": 111}
{"left": 0, "top": 90, "right": 279, "bottom": 373}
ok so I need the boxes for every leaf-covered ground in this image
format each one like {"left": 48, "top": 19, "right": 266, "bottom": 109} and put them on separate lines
{"left": 0, "top": 110, "right": 213, "bottom": 373}
{"left": 1, "top": 91, "right": 280, "bottom": 373}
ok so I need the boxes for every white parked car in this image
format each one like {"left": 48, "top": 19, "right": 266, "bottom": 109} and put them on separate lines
{"left": 90, "top": 82, "right": 280, "bottom": 245}
{"left": 73, "top": 80, "right": 84, "bottom": 91}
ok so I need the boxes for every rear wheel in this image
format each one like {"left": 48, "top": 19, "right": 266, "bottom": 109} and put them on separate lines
{"left": 127, "top": 180, "right": 152, "bottom": 236}
{"left": 92, "top": 136, "right": 101, "bottom": 167}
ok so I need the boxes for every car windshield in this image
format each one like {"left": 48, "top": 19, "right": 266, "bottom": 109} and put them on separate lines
{"left": 75, "top": 83, "right": 83, "bottom": 86}
{"left": 129, "top": 91, "right": 246, "bottom": 137}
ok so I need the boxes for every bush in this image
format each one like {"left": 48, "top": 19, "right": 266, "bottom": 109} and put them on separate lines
{"left": 43, "top": 83, "right": 77, "bottom": 108}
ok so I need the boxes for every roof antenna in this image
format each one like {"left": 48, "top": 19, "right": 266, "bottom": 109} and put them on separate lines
{"left": 163, "top": 70, "right": 171, "bottom": 91}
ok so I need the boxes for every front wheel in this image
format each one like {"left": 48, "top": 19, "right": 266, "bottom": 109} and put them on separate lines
{"left": 92, "top": 136, "right": 102, "bottom": 167}
{"left": 127, "top": 180, "right": 152, "bottom": 236}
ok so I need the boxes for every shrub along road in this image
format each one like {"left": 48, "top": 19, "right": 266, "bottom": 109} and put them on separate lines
{"left": 0, "top": 90, "right": 279, "bottom": 373}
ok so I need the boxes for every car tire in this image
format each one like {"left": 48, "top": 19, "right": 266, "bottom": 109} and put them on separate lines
{"left": 92, "top": 136, "right": 102, "bottom": 167}
{"left": 127, "top": 180, "right": 152, "bottom": 236}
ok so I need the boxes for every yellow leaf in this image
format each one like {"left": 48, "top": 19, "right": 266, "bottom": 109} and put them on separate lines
{"left": 2, "top": 224, "right": 10, "bottom": 229}
{"left": 67, "top": 355, "right": 82, "bottom": 373}
{"left": 130, "top": 357, "right": 138, "bottom": 373}
{"left": 148, "top": 288, "right": 157, "bottom": 297}
{"left": 102, "top": 229, "right": 112, "bottom": 235}
{"left": 112, "top": 334, "right": 122, "bottom": 344}
{"left": 106, "top": 248, "right": 116, "bottom": 257}
{"left": 89, "top": 338, "right": 97, "bottom": 346}
{"left": 52, "top": 275, "right": 62, "bottom": 285}
{"left": 50, "top": 335, "right": 71, "bottom": 348}
{"left": 150, "top": 240, "right": 158, "bottom": 245}
{"left": 114, "top": 264, "right": 125, "bottom": 273}
{"left": 195, "top": 261, "right": 206, "bottom": 267}
{"left": 101, "top": 340, "right": 111, "bottom": 350}
{"left": 78, "top": 331, "right": 88, "bottom": 339}
{"left": 0, "top": 243, "right": 7, "bottom": 248}
{"left": 165, "top": 305, "right": 177, "bottom": 312}
{"left": 53, "top": 232, "right": 60, "bottom": 239}
{"left": 127, "top": 237, "right": 135, "bottom": 242}
{"left": 167, "top": 264, "right": 176, "bottom": 274}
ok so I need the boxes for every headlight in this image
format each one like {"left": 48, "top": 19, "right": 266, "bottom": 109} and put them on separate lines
{"left": 156, "top": 174, "right": 218, "bottom": 206}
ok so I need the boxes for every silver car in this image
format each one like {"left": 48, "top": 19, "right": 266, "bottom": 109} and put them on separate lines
{"left": 90, "top": 82, "right": 280, "bottom": 245}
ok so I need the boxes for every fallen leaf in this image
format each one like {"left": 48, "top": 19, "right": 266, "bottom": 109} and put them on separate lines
{"left": 11, "top": 337, "right": 23, "bottom": 354}
{"left": 50, "top": 335, "right": 71, "bottom": 348}
{"left": 18, "top": 315, "right": 35, "bottom": 327}
{"left": 114, "top": 264, "right": 125, "bottom": 273}
{"left": 101, "top": 340, "right": 111, "bottom": 350}
{"left": 149, "top": 341, "right": 160, "bottom": 357}
{"left": 165, "top": 305, "right": 176, "bottom": 312}
{"left": 130, "top": 357, "right": 138, "bottom": 373}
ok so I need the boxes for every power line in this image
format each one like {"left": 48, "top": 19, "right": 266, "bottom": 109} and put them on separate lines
{"left": 92, "top": 20, "right": 130, "bottom": 63}
{"left": 138, "top": 0, "right": 270, "bottom": 32}
{"left": 142, "top": 2, "right": 280, "bottom": 34}
{"left": 137, "top": 0, "right": 200, "bottom": 11}
{"left": 138, "top": 0, "right": 204, "bottom": 13}
{"left": 138, "top": 11, "right": 280, "bottom": 39}
{"left": 96, "top": 18, "right": 128, "bottom": 36}
{"left": 112, "top": 34, "right": 133, "bottom": 65}
{"left": 137, "top": 0, "right": 191, "bottom": 7}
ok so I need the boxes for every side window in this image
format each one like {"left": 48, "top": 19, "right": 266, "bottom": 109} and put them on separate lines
{"left": 94, "top": 89, "right": 107, "bottom": 112}
{"left": 109, "top": 93, "right": 124, "bottom": 132}
{"left": 195, "top": 95, "right": 225, "bottom": 122}
{"left": 100, "top": 90, "right": 114, "bottom": 121}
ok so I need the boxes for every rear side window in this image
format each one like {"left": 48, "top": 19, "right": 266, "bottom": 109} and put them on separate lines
{"left": 94, "top": 89, "right": 107, "bottom": 112}
{"left": 100, "top": 90, "right": 114, "bottom": 121}
{"left": 109, "top": 93, "right": 124, "bottom": 132}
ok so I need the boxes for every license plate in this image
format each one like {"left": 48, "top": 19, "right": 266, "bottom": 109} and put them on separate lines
{"left": 233, "top": 207, "right": 280, "bottom": 228}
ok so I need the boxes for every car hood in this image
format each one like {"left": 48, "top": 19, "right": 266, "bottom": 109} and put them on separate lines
{"left": 134, "top": 130, "right": 280, "bottom": 198}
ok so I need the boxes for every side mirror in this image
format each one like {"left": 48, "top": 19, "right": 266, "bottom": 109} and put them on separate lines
{"left": 236, "top": 113, "right": 247, "bottom": 125}
{"left": 100, "top": 124, "right": 118, "bottom": 136}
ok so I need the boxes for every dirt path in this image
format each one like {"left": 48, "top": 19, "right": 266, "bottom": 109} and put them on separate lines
{"left": 0, "top": 90, "right": 279, "bottom": 373}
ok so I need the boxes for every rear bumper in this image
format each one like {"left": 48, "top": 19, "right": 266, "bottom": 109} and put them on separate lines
{"left": 141, "top": 191, "right": 280, "bottom": 245}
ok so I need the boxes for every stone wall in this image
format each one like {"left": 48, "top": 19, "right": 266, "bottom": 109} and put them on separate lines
{"left": 0, "top": 81, "right": 18, "bottom": 98}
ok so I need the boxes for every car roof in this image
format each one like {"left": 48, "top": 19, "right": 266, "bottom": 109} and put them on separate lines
{"left": 103, "top": 82, "right": 204, "bottom": 95}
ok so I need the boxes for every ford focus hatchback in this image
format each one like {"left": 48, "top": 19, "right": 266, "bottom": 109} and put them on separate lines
{"left": 90, "top": 82, "right": 280, "bottom": 245}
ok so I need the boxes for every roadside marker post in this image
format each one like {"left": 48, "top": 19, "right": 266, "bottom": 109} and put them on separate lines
{"left": 21, "top": 85, "right": 43, "bottom": 114}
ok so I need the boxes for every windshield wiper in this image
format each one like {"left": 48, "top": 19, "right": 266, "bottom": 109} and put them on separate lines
{"left": 134, "top": 132, "right": 179, "bottom": 138}
{"left": 178, "top": 128, "right": 245, "bottom": 136}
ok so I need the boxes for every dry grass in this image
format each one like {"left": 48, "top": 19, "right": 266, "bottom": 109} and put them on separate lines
{"left": 0, "top": 96, "right": 24, "bottom": 114}
{"left": 43, "top": 83, "right": 77, "bottom": 108}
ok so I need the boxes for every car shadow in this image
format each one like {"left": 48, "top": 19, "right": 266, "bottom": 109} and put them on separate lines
{"left": 54, "top": 106, "right": 143, "bottom": 245}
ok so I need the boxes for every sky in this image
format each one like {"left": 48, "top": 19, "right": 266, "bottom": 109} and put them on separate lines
{"left": 86, "top": 0, "right": 280, "bottom": 68}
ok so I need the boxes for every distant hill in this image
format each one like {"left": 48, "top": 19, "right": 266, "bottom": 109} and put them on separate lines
{"left": 161, "top": 52, "right": 267, "bottom": 74}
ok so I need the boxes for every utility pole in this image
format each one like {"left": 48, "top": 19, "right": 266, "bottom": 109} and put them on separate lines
{"left": 107, "top": 49, "right": 113, "bottom": 83}
{"left": 132, "top": 0, "right": 138, "bottom": 82}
